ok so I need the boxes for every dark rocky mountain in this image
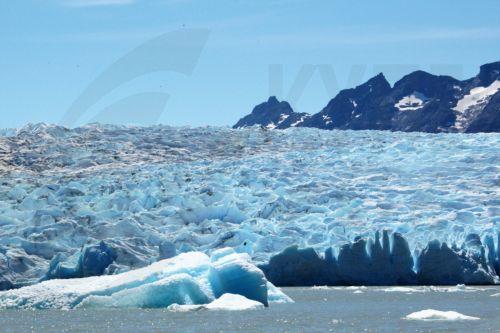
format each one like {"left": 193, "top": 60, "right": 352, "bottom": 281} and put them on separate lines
{"left": 233, "top": 96, "right": 310, "bottom": 129}
{"left": 301, "top": 73, "right": 392, "bottom": 130}
{"left": 233, "top": 61, "right": 500, "bottom": 133}
{"left": 466, "top": 91, "right": 500, "bottom": 133}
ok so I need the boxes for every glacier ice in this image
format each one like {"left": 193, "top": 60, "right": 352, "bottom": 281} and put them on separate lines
{"left": 167, "top": 293, "right": 265, "bottom": 312}
{"left": 0, "top": 124, "right": 499, "bottom": 287}
{"left": 44, "top": 241, "right": 116, "bottom": 280}
{"left": 203, "top": 293, "right": 265, "bottom": 310}
{"left": 0, "top": 248, "right": 291, "bottom": 309}
{"left": 261, "top": 231, "right": 499, "bottom": 286}
{"left": 405, "top": 309, "right": 480, "bottom": 321}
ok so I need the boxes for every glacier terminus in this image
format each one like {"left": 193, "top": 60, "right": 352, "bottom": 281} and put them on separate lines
{"left": 0, "top": 124, "right": 498, "bottom": 304}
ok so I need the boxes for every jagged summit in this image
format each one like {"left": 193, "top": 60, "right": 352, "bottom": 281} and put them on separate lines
{"left": 477, "top": 61, "right": 500, "bottom": 86}
{"left": 365, "top": 72, "right": 391, "bottom": 88}
{"left": 266, "top": 96, "right": 280, "bottom": 104}
{"left": 232, "top": 96, "right": 309, "bottom": 129}
{"left": 234, "top": 61, "right": 500, "bottom": 133}
{"left": 301, "top": 72, "right": 392, "bottom": 130}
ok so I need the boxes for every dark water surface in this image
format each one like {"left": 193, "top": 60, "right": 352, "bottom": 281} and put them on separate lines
{"left": 1, "top": 286, "right": 499, "bottom": 332}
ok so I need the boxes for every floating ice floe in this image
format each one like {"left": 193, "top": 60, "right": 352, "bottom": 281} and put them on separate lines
{"left": 167, "top": 293, "right": 265, "bottom": 312}
{"left": 382, "top": 285, "right": 490, "bottom": 293}
{"left": 311, "top": 285, "right": 331, "bottom": 290}
{"left": 405, "top": 309, "right": 480, "bottom": 321}
{"left": 0, "top": 248, "right": 292, "bottom": 309}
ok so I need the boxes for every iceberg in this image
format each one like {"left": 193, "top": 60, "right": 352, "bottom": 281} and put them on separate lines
{"left": 0, "top": 248, "right": 291, "bottom": 309}
{"left": 167, "top": 293, "right": 265, "bottom": 312}
{"left": 204, "top": 293, "right": 265, "bottom": 310}
{"left": 405, "top": 309, "right": 480, "bottom": 321}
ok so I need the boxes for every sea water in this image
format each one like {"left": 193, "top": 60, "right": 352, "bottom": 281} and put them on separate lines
{"left": 1, "top": 286, "right": 499, "bottom": 332}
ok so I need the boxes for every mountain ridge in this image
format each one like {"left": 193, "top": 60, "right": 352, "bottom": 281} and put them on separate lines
{"left": 233, "top": 61, "right": 500, "bottom": 133}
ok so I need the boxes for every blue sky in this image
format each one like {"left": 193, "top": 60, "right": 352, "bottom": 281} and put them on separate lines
{"left": 1, "top": 0, "right": 500, "bottom": 128}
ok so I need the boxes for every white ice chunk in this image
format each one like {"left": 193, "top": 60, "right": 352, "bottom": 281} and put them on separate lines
{"left": 266, "top": 282, "right": 294, "bottom": 304}
{"left": 405, "top": 309, "right": 480, "bottom": 321}
{"left": 205, "top": 293, "right": 264, "bottom": 310}
{"left": 167, "top": 293, "right": 264, "bottom": 311}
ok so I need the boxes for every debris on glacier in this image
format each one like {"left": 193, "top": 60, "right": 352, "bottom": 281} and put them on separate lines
{"left": 0, "top": 248, "right": 291, "bottom": 309}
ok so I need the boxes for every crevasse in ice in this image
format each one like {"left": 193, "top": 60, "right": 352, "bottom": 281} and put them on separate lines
{"left": 0, "top": 124, "right": 498, "bottom": 287}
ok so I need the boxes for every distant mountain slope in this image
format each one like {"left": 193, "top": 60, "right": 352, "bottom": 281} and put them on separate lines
{"left": 300, "top": 73, "right": 392, "bottom": 130}
{"left": 233, "top": 96, "right": 310, "bottom": 129}
{"left": 233, "top": 61, "right": 500, "bottom": 133}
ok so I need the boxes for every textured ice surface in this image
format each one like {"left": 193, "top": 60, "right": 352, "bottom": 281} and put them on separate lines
{"left": 405, "top": 309, "right": 480, "bottom": 321}
{"left": 0, "top": 124, "right": 499, "bottom": 287}
{"left": 260, "top": 231, "right": 500, "bottom": 286}
{"left": 0, "top": 248, "right": 291, "bottom": 309}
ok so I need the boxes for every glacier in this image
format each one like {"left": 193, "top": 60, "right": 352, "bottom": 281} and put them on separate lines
{"left": 0, "top": 123, "right": 499, "bottom": 289}
{"left": 0, "top": 248, "right": 291, "bottom": 309}
{"left": 260, "top": 230, "right": 500, "bottom": 286}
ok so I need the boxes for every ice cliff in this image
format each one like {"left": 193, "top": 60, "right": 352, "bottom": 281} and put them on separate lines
{"left": 260, "top": 231, "right": 500, "bottom": 286}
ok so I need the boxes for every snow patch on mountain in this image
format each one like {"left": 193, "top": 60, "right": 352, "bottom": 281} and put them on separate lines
{"left": 278, "top": 114, "right": 289, "bottom": 123}
{"left": 322, "top": 115, "right": 332, "bottom": 125}
{"left": 395, "top": 92, "right": 430, "bottom": 111}
{"left": 453, "top": 80, "right": 500, "bottom": 130}
{"left": 290, "top": 115, "right": 309, "bottom": 127}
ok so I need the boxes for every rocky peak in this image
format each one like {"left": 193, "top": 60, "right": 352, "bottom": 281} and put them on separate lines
{"left": 477, "top": 61, "right": 500, "bottom": 87}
